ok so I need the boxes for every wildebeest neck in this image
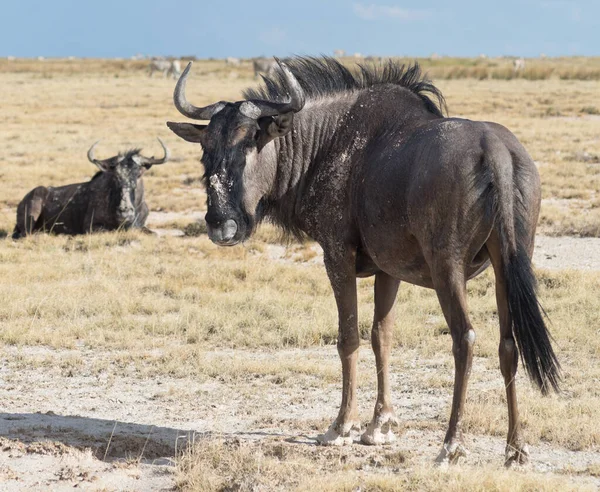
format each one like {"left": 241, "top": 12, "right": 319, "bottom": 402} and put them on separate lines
{"left": 258, "top": 94, "right": 358, "bottom": 231}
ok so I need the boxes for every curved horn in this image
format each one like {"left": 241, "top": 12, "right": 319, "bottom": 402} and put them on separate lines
{"left": 242, "top": 58, "right": 305, "bottom": 118}
{"left": 87, "top": 140, "right": 100, "bottom": 164}
{"left": 87, "top": 140, "right": 114, "bottom": 169}
{"left": 141, "top": 137, "right": 170, "bottom": 165}
{"left": 173, "top": 62, "right": 226, "bottom": 120}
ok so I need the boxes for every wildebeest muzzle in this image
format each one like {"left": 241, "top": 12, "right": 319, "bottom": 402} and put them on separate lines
{"left": 206, "top": 218, "right": 239, "bottom": 245}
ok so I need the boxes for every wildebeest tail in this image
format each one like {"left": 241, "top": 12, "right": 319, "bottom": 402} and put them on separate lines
{"left": 486, "top": 134, "right": 561, "bottom": 395}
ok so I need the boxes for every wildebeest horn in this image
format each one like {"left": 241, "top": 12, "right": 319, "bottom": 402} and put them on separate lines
{"left": 173, "top": 62, "right": 226, "bottom": 120}
{"left": 87, "top": 140, "right": 114, "bottom": 168}
{"left": 242, "top": 58, "right": 305, "bottom": 118}
{"left": 140, "top": 137, "right": 170, "bottom": 165}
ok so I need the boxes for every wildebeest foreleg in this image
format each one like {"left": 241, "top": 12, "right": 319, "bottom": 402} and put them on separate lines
{"left": 318, "top": 250, "right": 361, "bottom": 446}
{"left": 134, "top": 202, "right": 149, "bottom": 228}
{"left": 433, "top": 267, "right": 475, "bottom": 465}
{"left": 361, "top": 272, "right": 400, "bottom": 445}
{"left": 487, "top": 234, "right": 529, "bottom": 466}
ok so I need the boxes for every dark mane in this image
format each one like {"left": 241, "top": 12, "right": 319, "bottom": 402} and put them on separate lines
{"left": 121, "top": 148, "right": 142, "bottom": 159}
{"left": 243, "top": 56, "right": 447, "bottom": 117}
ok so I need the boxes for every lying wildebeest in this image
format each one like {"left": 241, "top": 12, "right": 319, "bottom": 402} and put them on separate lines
{"left": 252, "top": 57, "right": 277, "bottom": 78}
{"left": 148, "top": 59, "right": 181, "bottom": 79}
{"left": 167, "top": 57, "right": 560, "bottom": 465}
{"left": 12, "top": 139, "right": 169, "bottom": 238}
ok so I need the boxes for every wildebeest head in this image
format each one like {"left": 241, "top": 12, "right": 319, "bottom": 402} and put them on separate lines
{"left": 167, "top": 60, "right": 305, "bottom": 246}
{"left": 87, "top": 138, "right": 170, "bottom": 224}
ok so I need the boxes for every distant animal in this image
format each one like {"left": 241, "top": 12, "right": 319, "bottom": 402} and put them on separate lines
{"left": 148, "top": 59, "right": 181, "bottom": 79}
{"left": 168, "top": 57, "right": 559, "bottom": 466}
{"left": 12, "top": 139, "right": 169, "bottom": 238}
{"left": 333, "top": 49, "right": 346, "bottom": 58}
{"left": 226, "top": 57, "right": 241, "bottom": 66}
{"left": 513, "top": 58, "right": 526, "bottom": 73}
{"left": 252, "top": 58, "right": 277, "bottom": 78}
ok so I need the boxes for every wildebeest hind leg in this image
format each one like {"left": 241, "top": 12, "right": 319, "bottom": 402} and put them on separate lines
{"left": 487, "top": 233, "right": 529, "bottom": 466}
{"left": 361, "top": 272, "right": 400, "bottom": 445}
{"left": 317, "top": 249, "right": 361, "bottom": 446}
{"left": 13, "top": 188, "right": 47, "bottom": 238}
{"left": 432, "top": 263, "right": 475, "bottom": 465}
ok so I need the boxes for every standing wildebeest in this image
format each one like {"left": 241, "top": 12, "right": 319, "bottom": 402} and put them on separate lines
{"left": 513, "top": 58, "right": 526, "bottom": 74}
{"left": 149, "top": 59, "right": 181, "bottom": 79}
{"left": 13, "top": 139, "right": 169, "bottom": 238}
{"left": 252, "top": 58, "right": 277, "bottom": 78}
{"left": 167, "top": 57, "right": 560, "bottom": 465}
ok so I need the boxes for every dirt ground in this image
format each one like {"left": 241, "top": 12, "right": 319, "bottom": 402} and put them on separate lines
{"left": 1, "top": 343, "right": 600, "bottom": 491}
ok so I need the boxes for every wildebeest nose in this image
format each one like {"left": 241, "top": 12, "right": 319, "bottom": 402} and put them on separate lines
{"left": 207, "top": 219, "right": 238, "bottom": 244}
{"left": 221, "top": 219, "right": 238, "bottom": 241}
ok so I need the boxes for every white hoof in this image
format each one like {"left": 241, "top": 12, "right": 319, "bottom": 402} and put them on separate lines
{"left": 435, "top": 441, "right": 469, "bottom": 466}
{"left": 361, "top": 413, "right": 399, "bottom": 445}
{"left": 317, "top": 420, "right": 361, "bottom": 446}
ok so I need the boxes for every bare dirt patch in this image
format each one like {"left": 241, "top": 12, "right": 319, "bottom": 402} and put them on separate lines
{"left": 534, "top": 236, "right": 600, "bottom": 270}
{"left": 1, "top": 346, "right": 599, "bottom": 490}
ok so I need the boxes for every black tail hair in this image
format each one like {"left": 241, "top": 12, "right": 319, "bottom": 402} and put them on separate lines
{"left": 504, "top": 244, "right": 561, "bottom": 394}
{"left": 486, "top": 131, "right": 561, "bottom": 394}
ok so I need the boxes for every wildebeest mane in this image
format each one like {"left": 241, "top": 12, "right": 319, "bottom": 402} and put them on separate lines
{"left": 244, "top": 56, "right": 447, "bottom": 117}
{"left": 122, "top": 148, "right": 142, "bottom": 159}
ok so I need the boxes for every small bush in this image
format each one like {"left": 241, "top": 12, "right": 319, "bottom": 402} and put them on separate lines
{"left": 183, "top": 221, "right": 207, "bottom": 237}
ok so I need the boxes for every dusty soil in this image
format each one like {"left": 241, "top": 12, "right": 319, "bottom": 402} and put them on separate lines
{"left": 1, "top": 343, "right": 600, "bottom": 490}
{"left": 533, "top": 235, "right": 600, "bottom": 271}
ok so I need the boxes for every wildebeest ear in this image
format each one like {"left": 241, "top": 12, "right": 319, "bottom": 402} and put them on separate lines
{"left": 260, "top": 113, "right": 294, "bottom": 139}
{"left": 92, "top": 157, "right": 119, "bottom": 172}
{"left": 166, "top": 121, "right": 207, "bottom": 143}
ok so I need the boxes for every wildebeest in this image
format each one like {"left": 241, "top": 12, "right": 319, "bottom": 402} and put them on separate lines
{"left": 167, "top": 57, "right": 560, "bottom": 465}
{"left": 148, "top": 59, "right": 181, "bottom": 79}
{"left": 226, "top": 56, "right": 241, "bottom": 66}
{"left": 513, "top": 57, "right": 526, "bottom": 73}
{"left": 252, "top": 58, "right": 277, "bottom": 78}
{"left": 12, "top": 139, "right": 169, "bottom": 238}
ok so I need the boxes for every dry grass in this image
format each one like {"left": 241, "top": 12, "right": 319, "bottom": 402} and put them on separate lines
{"left": 1, "top": 231, "right": 600, "bottom": 454}
{"left": 1, "top": 59, "right": 600, "bottom": 489}
{"left": 176, "top": 437, "right": 595, "bottom": 491}
{"left": 2, "top": 59, "right": 599, "bottom": 237}
{"left": 4, "top": 56, "right": 600, "bottom": 81}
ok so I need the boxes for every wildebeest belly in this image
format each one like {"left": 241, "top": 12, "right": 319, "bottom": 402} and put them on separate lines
{"left": 40, "top": 187, "right": 90, "bottom": 234}
{"left": 356, "top": 237, "right": 491, "bottom": 287}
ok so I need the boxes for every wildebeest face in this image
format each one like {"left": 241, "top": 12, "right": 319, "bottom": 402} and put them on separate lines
{"left": 167, "top": 60, "right": 304, "bottom": 246}
{"left": 169, "top": 104, "right": 294, "bottom": 245}
{"left": 87, "top": 139, "right": 170, "bottom": 226}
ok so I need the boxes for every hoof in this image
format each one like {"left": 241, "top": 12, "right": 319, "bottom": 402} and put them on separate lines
{"left": 317, "top": 420, "right": 361, "bottom": 446}
{"left": 435, "top": 441, "right": 468, "bottom": 466}
{"left": 361, "top": 412, "right": 399, "bottom": 445}
{"left": 505, "top": 443, "right": 530, "bottom": 467}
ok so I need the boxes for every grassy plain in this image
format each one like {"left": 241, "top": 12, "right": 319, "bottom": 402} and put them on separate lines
{"left": 0, "top": 58, "right": 599, "bottom": 490}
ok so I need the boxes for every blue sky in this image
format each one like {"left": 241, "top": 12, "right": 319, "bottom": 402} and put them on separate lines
{"left": 2, "top": 1, "right": 598, "bottom": 58}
